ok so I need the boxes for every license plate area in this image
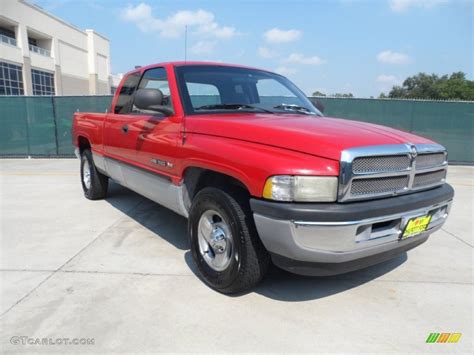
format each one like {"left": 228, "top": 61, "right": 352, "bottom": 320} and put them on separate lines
{"left": 401, "top": 214, "right": 432, "bottom": 240}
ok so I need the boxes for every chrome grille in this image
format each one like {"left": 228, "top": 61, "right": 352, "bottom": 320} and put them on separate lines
{"left": 416, "top": 153, "right": 446, "bottom": 169}
{"left": 352, "top": 155, "right": 410, "bottom": 174}
{"left": 339, "top": 144, "right": 447, "bottom": 202}
{"left": 351, "top": 176, "right": 409, "bottom": 195}
{"left": 413, "top": 169, "right": 446, "bottom": 188}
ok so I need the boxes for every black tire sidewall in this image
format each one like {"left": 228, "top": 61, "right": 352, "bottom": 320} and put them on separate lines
{"left": 80, "top": 150, "right": 95, "bottom": 198}
{"left": 189, "top": 189, "right": 244, "bottom": 290}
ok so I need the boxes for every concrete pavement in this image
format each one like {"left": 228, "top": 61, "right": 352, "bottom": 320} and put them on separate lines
{"left": 0, "top": 159, "right": 472, "bottom": 353}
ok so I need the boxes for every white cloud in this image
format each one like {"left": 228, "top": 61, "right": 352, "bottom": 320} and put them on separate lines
{"left": 121, "top": 2, "right": 152, "bottom": 24}
{"left": 283, "top": 53, "right": 326, "bottom": 65}
{"left": 275, "top": 66, "right": 297, "bottom": 76}
{"left": 196, "top": 22, "right": 236, "bottom": 39}
{"left": 389, "top": 0, "right": 449, "bottom": 12}
{"left": 263, "top": 28, "right": 301, "bottom": 44}
{"left": 377, "top": 50, "right": 412, "bottom": 64}
{"left": 121, "top": 3, "right": 237, "bottom": 39}
{"left": 258, "top": 46, "right": 278, "bottom": 59}
{"left": 190, "top": 40, "right": 216, "bottom": 54}
{"left": 376, "top": 74, "right": 400, "bottom": 84}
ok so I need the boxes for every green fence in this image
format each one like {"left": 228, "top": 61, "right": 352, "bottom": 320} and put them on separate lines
{"left": 0, "top": 96, "right": 472, "bottom": 162}
{"left": 314, "top": 97, "right": 473, "bottom": 163}
{"left": 0, "top": 96, "right": 112, "bottom": 156}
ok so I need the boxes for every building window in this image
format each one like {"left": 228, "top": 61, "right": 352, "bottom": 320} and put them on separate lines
{"left": 28, "top": 38, "right": 38, "bottom": 46}
{"left": 0, "top": 62, "right": 24, "bottom": 96}
{"left": 31, "top": 69, "right": 55, "bottom": 95}
{"left": 0, "top": 27, "right": 15, "bottom": 38}
{"left": 28, "top": 37, "right": 51, "bottom": 57}
{"left": 0, "top": 27, "right": 17, "bottom": 46}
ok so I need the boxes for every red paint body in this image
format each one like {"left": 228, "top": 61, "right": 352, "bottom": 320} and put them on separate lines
{"left": 72, "top": 62, "right": 434, "bottom": 197}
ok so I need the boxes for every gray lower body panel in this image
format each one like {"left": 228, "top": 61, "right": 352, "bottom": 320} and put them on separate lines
{"left": 92, "top": 153, "right": 188, "bottom": 217}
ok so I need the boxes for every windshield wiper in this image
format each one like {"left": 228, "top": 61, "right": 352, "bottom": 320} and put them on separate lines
{"left": 273, "top": 104, "right": 316, "bottom": 115}
{"left": 195, "top": 103, "right": 275, "bottom": 114}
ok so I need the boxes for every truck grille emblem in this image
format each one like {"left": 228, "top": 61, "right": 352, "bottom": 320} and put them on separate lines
{"left": 409, "top": 145, "right": 417, "bottom": 159}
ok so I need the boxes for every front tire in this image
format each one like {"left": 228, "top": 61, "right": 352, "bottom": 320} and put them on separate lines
{"left": 188, "top": 187, "right": 270, "bottom": 294}
{"left": 80, "top": 149, "right": 108, "bottom": 200}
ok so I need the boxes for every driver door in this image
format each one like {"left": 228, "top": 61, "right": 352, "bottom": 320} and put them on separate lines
{"left": 129, "top": 67, "right": 181, "bottom": 178}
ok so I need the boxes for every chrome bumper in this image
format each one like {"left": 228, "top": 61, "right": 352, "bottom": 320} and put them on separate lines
{"left": 253, "top": 199, "right": 452, "bottom": 268}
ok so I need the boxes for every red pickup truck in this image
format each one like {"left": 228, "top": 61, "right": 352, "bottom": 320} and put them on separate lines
{"left": 73, "top": 62, "right": 453, "bottom": 293}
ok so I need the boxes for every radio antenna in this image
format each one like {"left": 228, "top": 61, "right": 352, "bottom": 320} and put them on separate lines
{"left": 184, "top": 25, "right": 188, "bottom": 62}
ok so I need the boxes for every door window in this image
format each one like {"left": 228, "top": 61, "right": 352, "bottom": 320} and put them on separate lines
{"left": 134, "top": 67, "right": 173, "bottom": 111}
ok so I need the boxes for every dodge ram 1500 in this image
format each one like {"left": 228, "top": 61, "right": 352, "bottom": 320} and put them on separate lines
{"left": 72, "top": 62, "right": 454, "bottom": 293}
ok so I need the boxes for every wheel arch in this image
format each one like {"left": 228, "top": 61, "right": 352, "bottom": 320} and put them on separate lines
{"left": 181, "top": 167, "right": 252, "bottom": 211}
{"left": 77, "top": 135, "right": 91, "bottom": 153}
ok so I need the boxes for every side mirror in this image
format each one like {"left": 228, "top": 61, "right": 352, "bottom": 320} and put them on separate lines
{"left": 134, "top": 88, "right": 174, "bottom": 116}
{"left": 309, "top": 97, "right": 325, "bottom": 114}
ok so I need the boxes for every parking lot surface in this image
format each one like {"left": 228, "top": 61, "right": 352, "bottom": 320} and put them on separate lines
{"left": 0, "top": 159, "right": 472, "bottom": 353}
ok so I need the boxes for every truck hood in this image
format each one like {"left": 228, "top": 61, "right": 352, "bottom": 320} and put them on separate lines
{"left": 185, "top": 114, "right": 434, "bottom": 161}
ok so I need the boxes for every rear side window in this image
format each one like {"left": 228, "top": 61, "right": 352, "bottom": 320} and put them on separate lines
{"left": 114, "top": 73, "right": 140, "bottom": 114}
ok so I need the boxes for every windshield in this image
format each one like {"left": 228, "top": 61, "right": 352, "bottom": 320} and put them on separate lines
{"left": 175, "top": 65, "right": 322, "bottom": 116}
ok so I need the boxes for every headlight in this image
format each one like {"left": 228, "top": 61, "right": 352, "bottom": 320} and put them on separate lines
{"left": 262, "top": 175, "right": 338, "bottom": 202}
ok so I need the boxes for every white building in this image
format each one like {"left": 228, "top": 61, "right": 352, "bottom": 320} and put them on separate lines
{"left": 0, "top": 0, "right": 111, "bottom": 95}
{"left": 111, "top": 73, "right": 123, "bottom": 95}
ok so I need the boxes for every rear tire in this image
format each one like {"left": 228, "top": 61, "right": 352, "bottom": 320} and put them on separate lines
{"left": 80, "top": 149, "right": 108, "bottom": 200}
{"left": 188, "top": 187, "right": 270, "bottom": 294}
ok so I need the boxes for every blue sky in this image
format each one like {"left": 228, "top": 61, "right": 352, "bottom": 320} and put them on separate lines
{"left": 34, "top": 0, "right": 472, "bottom": 97}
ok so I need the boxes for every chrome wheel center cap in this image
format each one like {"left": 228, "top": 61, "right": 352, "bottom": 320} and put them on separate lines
{"left": 210, "top": 227, "right": 227, "bottom": 254}
{"left": 83, "top": 160, "right": 91, "bottom": 189}
{"left": 197, "top": 209, "right": 234, "bottom": 272}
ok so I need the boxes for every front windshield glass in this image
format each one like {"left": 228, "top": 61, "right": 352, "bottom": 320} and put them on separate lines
{"left": 175, "top": 65, "right": 322, "bottom": 116}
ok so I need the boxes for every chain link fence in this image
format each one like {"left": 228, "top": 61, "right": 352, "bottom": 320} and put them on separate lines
{"left": 0, "top": 96, "right": 472, "bottom": 162}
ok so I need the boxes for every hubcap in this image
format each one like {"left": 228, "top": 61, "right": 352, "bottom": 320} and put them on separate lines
{"left": 197, "top": 210, "right": 233, "bottom": 272}
{"left": 83, "top": 159, "right": 91, "bottom": 189}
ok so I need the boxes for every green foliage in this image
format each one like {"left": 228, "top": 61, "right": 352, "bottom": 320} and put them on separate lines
{"left": 311, "top": 91, "right": 354, "bottom": 98}
{"left": 383, "top": 72, "right": 474, "bottom": 100}
{"left": 332, "top": 93, "right": 354, "bottom": 98}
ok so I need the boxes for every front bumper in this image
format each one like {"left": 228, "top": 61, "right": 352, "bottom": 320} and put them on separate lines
{"left": 251, "top": 184, "right": 454, "bottom": 276}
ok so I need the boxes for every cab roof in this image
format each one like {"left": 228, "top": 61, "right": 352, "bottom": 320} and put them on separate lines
{"left": 127, "top": 61, "right": 272, "bottom": 76}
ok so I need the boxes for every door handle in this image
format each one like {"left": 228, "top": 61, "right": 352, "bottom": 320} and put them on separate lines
{"left": 121, "top": 125, "right": 129, "bottom": 134}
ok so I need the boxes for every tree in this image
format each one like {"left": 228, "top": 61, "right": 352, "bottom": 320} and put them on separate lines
{"left": 311, "top": 91, "right": 354, "bottom": 98}
{"left": 332, "top": 93, "right": 354, "bottom": 98}
{"left": 382, "top": 72, "right": 474, "bottom": 100}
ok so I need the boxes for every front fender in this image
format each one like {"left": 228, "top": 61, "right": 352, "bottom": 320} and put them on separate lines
{"left": 177, "top": 134, "right": 339, "bottom": 197}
